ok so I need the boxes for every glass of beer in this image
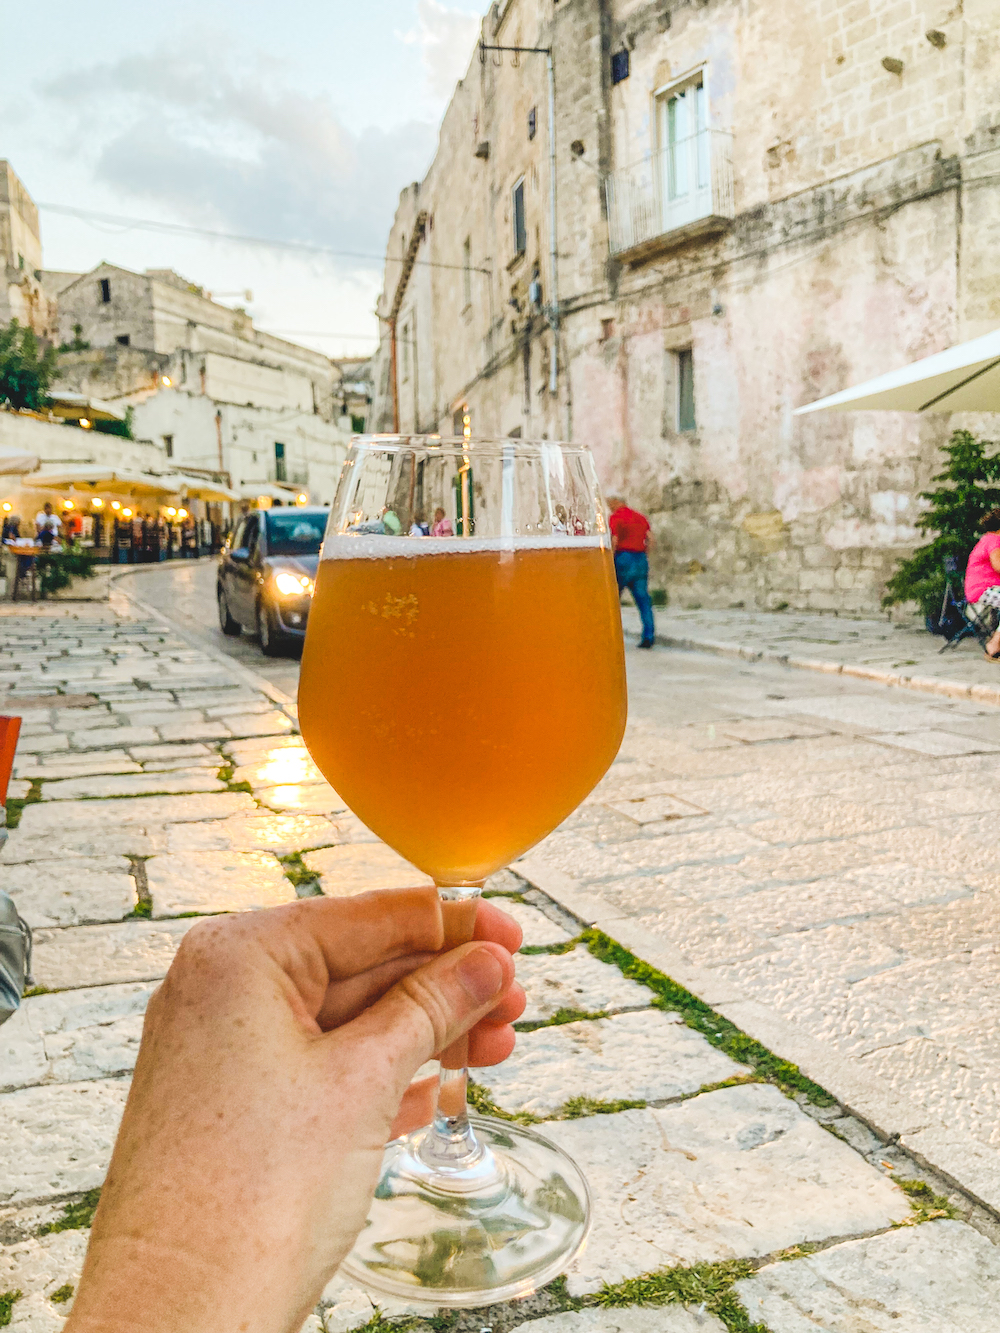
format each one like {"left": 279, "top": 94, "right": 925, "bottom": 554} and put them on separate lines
{"left": 298, "top": 437, "right": 627, "bottom": 1307}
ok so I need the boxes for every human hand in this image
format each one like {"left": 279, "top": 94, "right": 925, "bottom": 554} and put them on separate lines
{"left": 65, "top": 888, "right": 524, "bottom": 1333}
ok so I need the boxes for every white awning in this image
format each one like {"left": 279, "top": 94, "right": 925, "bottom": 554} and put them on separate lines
{"left": 46, "top": 393, "right": 128, "bottom": 422}
{"left": 162, "top": 474, "right": 240, "bottom": 502}
{"left": 22, "top": 467, "right": 177, "bottom": 497}
{"left": 0, "top": 448, "right": 39, "bottom": 476}
{"left": 795, "top": 328, "right": 1000, "bottom": 415}
{"left": 238, "top": 481, "right": 306, "bottom": 502}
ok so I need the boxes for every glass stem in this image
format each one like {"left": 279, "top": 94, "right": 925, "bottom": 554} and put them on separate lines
{"left": 416, "top": 882, "right": 486, "bottom": 1172}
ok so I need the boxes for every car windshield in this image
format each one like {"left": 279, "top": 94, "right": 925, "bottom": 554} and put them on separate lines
{"left": 265, "top": 511, "right": 326, "bottom": 556}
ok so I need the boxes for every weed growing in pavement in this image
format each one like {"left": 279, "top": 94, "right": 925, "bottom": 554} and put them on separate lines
{"left": 3, "top": 779, "right": 42, "bottom": 829}
{"left": 519, "top": 938, "right": 579, "bottom": 956}
{"left": 124, "top": 899, "right": 152, "bottom": 919}
{"left": 466, "top": 1081, "right": 540, "bottom": 1125}
{"left": 894, "top": 1177, "right": 958, "bottom": 1224}
{"left": 22, "top": 985, "right": 51, "bottom": 997}
{"left": 0, "top": 1291, "right": 21, "bottom": 1326}
{"left": 596, "top": 1258, "right": 768, "bottom": 1333}
{"left": 278, "top": 852, "right": 323, "bottom": 896}
{"left": 514, "top": 1006, "right": 609, "bottom": 1033}
{"left": 482, "top": 889, "right": 527, "bottom": 903}
{"left": 49, "top": 1285, "right": 74, "bottom": 1304}
{"left": 38, "top": 1189, "right": 101, "bottom": 1235}
{"left": 558, "top": 1094, "right": 646, "bottom": 1119}
{"left": 583, "top": 931, "right": 835, "bottom": 1106}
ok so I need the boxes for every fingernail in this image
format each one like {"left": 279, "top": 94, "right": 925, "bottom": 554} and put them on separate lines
{"left": 457, "top": 948, "right": 504, "bottom": 1005}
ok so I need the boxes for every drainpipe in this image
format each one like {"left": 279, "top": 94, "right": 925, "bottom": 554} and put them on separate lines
{"left": 546, "top": 51, "right": 560, "bottom": 403}
{"left": 389, "top": 317, "right": 400, "bottom": 433}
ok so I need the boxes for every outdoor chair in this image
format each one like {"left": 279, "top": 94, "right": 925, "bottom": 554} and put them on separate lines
{"left": 938, "top": 555, "right": 993, "bottom": 653}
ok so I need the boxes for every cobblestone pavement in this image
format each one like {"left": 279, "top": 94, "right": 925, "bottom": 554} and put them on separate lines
{"left": 2, "top": 600, "right": 1000, "bottom": 1331}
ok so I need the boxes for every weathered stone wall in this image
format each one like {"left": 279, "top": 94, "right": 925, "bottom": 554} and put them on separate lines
{"left": 373, "top": 0, "right": 1000, "bottom": 612}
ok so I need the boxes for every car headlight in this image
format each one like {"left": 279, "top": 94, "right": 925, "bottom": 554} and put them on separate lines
{"left": 274, "top": 571, "right": 313, "bottom": 596}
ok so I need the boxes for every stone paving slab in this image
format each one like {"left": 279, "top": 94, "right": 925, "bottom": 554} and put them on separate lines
{"left": 32, "top": 919, "right": 195, "bottom": 990}
{"left": 39, "top": 770, "right": 226, "bottom": 800}
{"left": 257, "top": 783, "right": 349, "bottom": 815}
{"left": 0, "top": 1079, "right": 130, "bottom": 1205}
{"left": 14, "top": 755, "right": 142, "bottom": 780}
{"left": 304, "top": 843, "right": 433, "bottom": 894}
{"left": 223, "top": 734, "right": 304, "bottom": 761}
{"left": 68, "top": 726, "right": 158, "bottom": 750}
{"left": 16, "top": 791, "right": 255, "bottom": 833}
{"left": 1, "top": 867, "right": 136, "bottom": 929}
{"left": 231, "top": 748, "right": 322, "bottom": 788}
{"left": 1, "top": 983, "right": 155, "bottom": 1091}
{"left": 734, "top": 1219, "right": 1000, "bottom": 1331}
{"left": 146, "top": 849, "right": 296, "bottom": 916}
{"left": 549, "top": 1084, "right": 911, "bottom": 1296}
{"left": 510, "top": 1312, "right": 726, "bottom": 1333}
{"left": 500, "top": 899, "right": 575, "bottom": 948}
{"left": 473, "top": 1010, "right": 749, "bottom": 1116}
{"left": 165, "top": 813, "right": 339, "bottom": 855}
{"left": 128, "top": 742, "right": 214, "bottom": 762}
{"left": 0, "top": 1229, "right": 89, "bottom": 1332}
{"left": 515, "top": 945, "right": 655, "bottom": 1024}
{"left": 219, "top": 710, "right": 294, "bottom": 738}
{"left": 0, "top": 831, "right": 162, "bottom": 865}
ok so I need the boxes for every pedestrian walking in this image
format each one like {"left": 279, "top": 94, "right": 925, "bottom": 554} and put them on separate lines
{"left": 608, "top": 496, "right": 656, "bottom": 648}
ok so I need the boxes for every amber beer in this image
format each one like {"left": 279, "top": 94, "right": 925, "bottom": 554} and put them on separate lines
{"left": 298, "top": 539, "right": 627, "bottom": 885}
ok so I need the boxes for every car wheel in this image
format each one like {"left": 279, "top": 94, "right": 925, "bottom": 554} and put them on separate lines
{"left": 218, "top": 584, "right": 241, "bottom": 636}
{"left": 257, "top": 599, "right": 288, "bottom": 657}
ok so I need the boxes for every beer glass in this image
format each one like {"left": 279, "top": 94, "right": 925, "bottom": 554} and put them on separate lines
{"left": 298, "top": 437, "right": 627, "bottom": 1307}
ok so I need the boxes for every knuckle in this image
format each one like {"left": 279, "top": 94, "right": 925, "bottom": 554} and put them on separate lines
{"left": 397, "top": 970, "right": 452, "bottom": 1051}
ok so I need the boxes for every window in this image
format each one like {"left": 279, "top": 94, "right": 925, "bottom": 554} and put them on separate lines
{"left": 677, "top": 349, "right": 696, "bottom": 431}
{"left": 99, "top": 278, "right": 111, "bottom": 303}
{"left": 115, "top": 334, "right": 130, "bottom": 347}
{"left": 528, "top": 107, "right": 537, "bottom": 140}
{"left": 611, "top": 49, "right": 630, "bottom": 85}
{"left": 660, "top": 78, "right": 709, "bottom": 199}
{"left": 245, "top": 514, "right": 260, "bottom": 559}
{"left": 512, "top": 178, "right": 526, "bottom": 256}
{"left": 163, "top": 434, "right": 174, "bottom": 459}
{"left": 274, "top": 441, "right": 287, "bottom": 482}
{"left": 462, "top": 239, "right": 472, "bottom": 308}
{"left": 266, "top": 510, "right": 326, "bottom": 555}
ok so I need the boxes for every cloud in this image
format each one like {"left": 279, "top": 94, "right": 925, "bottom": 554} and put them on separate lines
{"left": 396, "top": 0, "right": 481, "bottom": 101}
{"left": 40, "top": 48, "right": 438, "bottom": 266}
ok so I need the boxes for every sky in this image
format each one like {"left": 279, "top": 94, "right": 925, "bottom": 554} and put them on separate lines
{"left": 3, "top": 0, "right": 485, "bottom": 358}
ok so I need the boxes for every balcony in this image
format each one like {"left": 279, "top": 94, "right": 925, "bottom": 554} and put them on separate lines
{"left": 605, "top": 129, "right": 734, "bottom": 262}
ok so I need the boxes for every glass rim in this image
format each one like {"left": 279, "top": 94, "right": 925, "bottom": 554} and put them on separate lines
{"left": 349, "top": 434, "right": 593, "bottom": 457}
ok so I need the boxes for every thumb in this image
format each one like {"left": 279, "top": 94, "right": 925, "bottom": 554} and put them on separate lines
{"left": 337, "top": 941, "right": 514, "bottom": 1096}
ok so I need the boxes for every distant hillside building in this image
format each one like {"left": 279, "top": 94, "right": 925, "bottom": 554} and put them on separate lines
{"left": 52, "top": 263, "right": 352, "bottom": 503}
{"left": 0, "top": 161, "right": 57, "bottom": 340}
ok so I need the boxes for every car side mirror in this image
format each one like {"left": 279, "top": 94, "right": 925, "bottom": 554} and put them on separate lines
{"left": 230, "top": 547, "right": 250, "bottom": 563}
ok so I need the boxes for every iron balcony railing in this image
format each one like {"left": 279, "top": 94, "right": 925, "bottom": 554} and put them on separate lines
{"left": 605, "top": 128, "right": 735, "bottom": 257}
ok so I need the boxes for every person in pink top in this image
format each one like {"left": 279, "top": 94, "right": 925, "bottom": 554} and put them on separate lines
{"left": 431, "top": 506, "right": 454, "bottom": 537}
{"left": 964, "top": 508, "right": 1000, "bottom": 659}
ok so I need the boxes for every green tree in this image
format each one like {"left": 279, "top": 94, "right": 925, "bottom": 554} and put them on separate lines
{"left": 0, "top": 319, "right": 57, "bottom": 412}
{"left": 883, "top": 429, "right": 1000, "bottom": 618}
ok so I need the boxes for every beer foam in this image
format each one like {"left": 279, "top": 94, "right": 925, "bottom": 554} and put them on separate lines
{"left": 320, "top": 534, "right": 607, "bottom": 560}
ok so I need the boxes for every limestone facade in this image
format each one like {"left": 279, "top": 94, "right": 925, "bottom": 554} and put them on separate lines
{"left": 0, "top": 162, "right": 57, "bottom": 340}
{"left": 371, "top": 0, "right": 1000, "bottom": 613}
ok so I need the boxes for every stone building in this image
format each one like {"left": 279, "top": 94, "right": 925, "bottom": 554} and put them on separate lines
{"left": 0, "top": 162, "right": 57, "bottom": 340}
{"left": 371, "top": 0, "right": 1000, "bottom": 613}
{"left": 52, "top": 264, "right": 352, "bottom": 504}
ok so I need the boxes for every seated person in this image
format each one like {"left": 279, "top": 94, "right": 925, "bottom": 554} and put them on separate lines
{"left": 964, "top": 508, "right": 1000, "bottom": 659}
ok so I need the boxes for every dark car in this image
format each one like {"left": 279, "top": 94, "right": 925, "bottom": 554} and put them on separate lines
{"left": 217, "top": 507, "right": 327, "bottom": 655}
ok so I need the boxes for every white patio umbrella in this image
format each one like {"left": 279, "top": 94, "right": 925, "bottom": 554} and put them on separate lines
{"left": 795, "top": 327, "right": 1000, "bottom": 415}
{"left": 0, "top": 448, "right": 39, "bottom": 475}
{"left": 21, "top": 466, "right": 177, "bottom": 498}
{"left": 163, "top": 473, "right": 241, "bottom": 502}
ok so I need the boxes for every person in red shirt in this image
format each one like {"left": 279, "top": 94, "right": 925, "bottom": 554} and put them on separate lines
{"left": 608, "top": 497, "right": 655, "bottom": 648}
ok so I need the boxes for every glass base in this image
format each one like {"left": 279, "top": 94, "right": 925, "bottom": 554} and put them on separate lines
{"left": 338, "top": 1115, "right": 591, "bottom": 1308}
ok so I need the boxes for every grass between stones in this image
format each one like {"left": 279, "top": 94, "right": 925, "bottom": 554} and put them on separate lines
{"left": 351, "top": 1259, "right": 768, "bottom": 1333}
{"left": 38, "top": 1189, "right": 101, "bottom": 1235}
{"left": 582, "top": 930, "right": 835, "bottom": 1107}
{"left": 278, "top": 852, "right": 324, "bottom": 897}
{"left": 50, "top": 1284, "right": 74, "bottom": 1304}
{"left": 216, "top": 758, "right": 253, "bottom": 797}
{"left": 894, "top": 1177, "right": 958, "bottom": 1224}
{"left": 123, "top": 855, "right": 153, "bottom": 919}
{"left": 0, "top": 1291, "right": 21, "bottom": 1327}
{"left": 514, "top": 1006, "right": 610, "bottom": 1033}
{"left": 2, "top": 779, "right": 41, "bottom": 829}
{"left": 467, "top": 1081, "right": 647, "bottom": 1126}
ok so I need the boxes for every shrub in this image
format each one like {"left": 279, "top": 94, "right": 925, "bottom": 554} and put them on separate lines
{"left": 883, "top": 429, "right": 1000, "bottom": 619}
{"left": 36, "top": 546, "right": 98, "bottom": 596}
